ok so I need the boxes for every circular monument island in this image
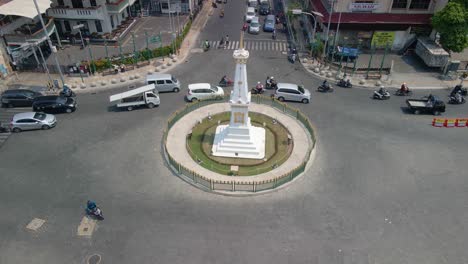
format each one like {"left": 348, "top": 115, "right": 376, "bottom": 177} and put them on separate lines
{"left": 163, "top": 35, "right": 316, "bottom": 195}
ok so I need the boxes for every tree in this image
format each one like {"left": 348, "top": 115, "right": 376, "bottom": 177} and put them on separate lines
{"left": 432, "top": 0, "right": 468, "bottom": 53}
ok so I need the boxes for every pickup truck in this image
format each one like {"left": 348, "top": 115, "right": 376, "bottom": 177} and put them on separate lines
{"left": 406, "top": 96, "right": 445, "bottom": 115}
{"left": 109, "top": 84, "right": 160, "bottom": 111}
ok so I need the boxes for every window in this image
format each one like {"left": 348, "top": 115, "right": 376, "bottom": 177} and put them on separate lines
{"left": 392, "top": 0, "right": 407, "bottom": 8}
{"left": 354, "top": 0, "right": 373, "bottom": 2}
{"left": 71, "top": 0, "right": 84, "bottom": 8}
{"left": 95, "top": 20, "right": 102, "bottom": 32}
{"left": 57, "top": 0, "right": 64, "bottom": 6}
{"left": 165, "top": 80, "right": 173, "bottom": 84}
{"left": 156, "top": 80, "right": 164, "bottom": 84}
{"left": 409, "top": 0, "right": 430, "bottom": 9}
{"left": 161, "top": 2, "right": 168, "bottom": 9}
{"left": 110, "top": 15, "right": 114, "bottom": 28}
{"left": 147, "top": 93, "right": 156, "bottom": 98}
{"left": 90, "top": 0, "right": 97, "bottom": 6}
{"left": 64, "top": 20, "right": 71, "bottom": 32}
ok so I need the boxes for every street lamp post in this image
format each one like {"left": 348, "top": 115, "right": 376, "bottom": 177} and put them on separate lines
{"left": 323, "top": 0, "right": 335, "bottom": 62}
{"left": 291, "top": 9, "right": 324, "bottom": 55}
{"left": 32, "top": 0, "right": 65, "bottom": 86}
{"left": 291, "top": 9, "right": 324, "bottom": 44}
{"left": 73, "top": 24, "right": 85, "bottom": 49}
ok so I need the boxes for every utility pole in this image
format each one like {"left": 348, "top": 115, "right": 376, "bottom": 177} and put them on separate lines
{"left": 322, "top": 0, "right": 335, "bottom": 62}
{"left": 32, "top": 0, "right": 65, "bottom": 86}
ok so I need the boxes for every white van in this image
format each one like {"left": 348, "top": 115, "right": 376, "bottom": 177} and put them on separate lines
{"left": 145, "top": 73, "right": 181, "bottom": 93}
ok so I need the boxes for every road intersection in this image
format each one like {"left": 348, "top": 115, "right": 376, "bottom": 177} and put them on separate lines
{"left": 1, "top": 0, "right": 468, "bottom": 263}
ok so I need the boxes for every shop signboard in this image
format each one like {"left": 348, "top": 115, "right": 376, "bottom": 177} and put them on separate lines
{"left": 371, "top": 31, "right": 395, "bottom": 48}
{"left": 349, "top": 2, "right": 379, "bottom": 12}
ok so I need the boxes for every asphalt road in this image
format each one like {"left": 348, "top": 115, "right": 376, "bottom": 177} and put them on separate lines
{"left": 1, "top": 1, "right": 468, "bottom": 263}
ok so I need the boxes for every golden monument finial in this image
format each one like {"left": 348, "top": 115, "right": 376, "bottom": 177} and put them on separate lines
{"left": 240, "top": 31, "right": 244, "bottom": 49}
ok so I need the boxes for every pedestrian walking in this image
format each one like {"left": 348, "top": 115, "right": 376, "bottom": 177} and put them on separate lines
{"left": 225, "top": 35, "right": 229, "bottom": 45}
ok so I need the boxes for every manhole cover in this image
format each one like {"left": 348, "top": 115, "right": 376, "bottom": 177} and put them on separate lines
{"left": 26, "top": 218, "right": 45, "bottom": 231}
{"left": 87, "top": 254, "right": 101, "bottom": 264}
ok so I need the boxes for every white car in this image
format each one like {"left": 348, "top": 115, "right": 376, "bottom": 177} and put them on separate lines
{"left": 186, "top": 83, "right": 224, "bottom": 102}
{"left": 245, "top": 7, "right": 256, "bottom": 22}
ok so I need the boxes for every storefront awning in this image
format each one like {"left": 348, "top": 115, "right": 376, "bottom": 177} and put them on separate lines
{"left": 0, "top": 0, "right": 52, "bottom": 19}
{"left": 310, "top": 0, "right": 432, "bottom": 25}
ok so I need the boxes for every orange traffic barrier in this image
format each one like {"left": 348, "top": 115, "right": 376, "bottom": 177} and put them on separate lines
{"left": 445, "top": 119, "right": 456, "bottom": 127}
{"left": 432, "top": 118, "right": 445, "bottom": 127}
{"left": 456, "top": 118, "right": 468, "bottom": 127}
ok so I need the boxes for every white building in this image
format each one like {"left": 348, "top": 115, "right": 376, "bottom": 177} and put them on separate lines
{"left": 0, "top": 0, "right": 59, "bottom": 67}
{"left": 47, "top": 0, "right": 141, "bottom": 36}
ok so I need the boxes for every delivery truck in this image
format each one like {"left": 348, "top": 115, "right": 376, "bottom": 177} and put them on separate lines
{"left": 109, "top": 84, "right": 160, "bottom": 111}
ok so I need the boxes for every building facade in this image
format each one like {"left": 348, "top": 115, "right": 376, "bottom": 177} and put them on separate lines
{"left": 309, "top": 0, "right": 448, "bottom": 50}
{"left": 47, "top": 0, "right": 141, "bottom": 36}
{"left": 140, "top": 0, "right": 198, "bottom": 16}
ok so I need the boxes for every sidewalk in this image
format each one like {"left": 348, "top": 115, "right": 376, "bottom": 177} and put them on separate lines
{"left": 1, "top": 2, "right": 213, "bottom": 94}
{"left": 299, "top": 55, "right": 462, "bottom": 90}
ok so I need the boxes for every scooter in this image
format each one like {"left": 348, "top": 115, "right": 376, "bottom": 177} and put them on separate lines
{"left": 317, "top": 85, "right": 333, "bottom": 93}
{"left": 288, "top": 53, "right": 296, "bottom": 63}
{"left": 373, "top": 89, "right": 391, "bottom": 100}
{"left": 86, "top": 207, "right": 104, "bottom": 220}
{"left": 265, "top": 80, "right": 277, "bottom": 90}
{"left": 395, "top": 89, "right": 413, "bottom": 96}
{"left": 337, "top": 79, "right": 352, "bottom": 88}
{"left": 219, "top": 77, "right": 233, "bottom": 87}
{"left": 251, "top": 84, "right": 265, "bottom": 94}
{"left": 59, "top": 88, "right": 76, "bottom": 97}
{"left": 0, "top": 122, "right": 9, "bottom": 133}
{"left": 448, "top": 93, "right": 466, "bottom": 104}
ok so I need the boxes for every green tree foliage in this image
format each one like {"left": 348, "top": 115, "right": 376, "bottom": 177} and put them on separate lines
{"left": 432, "top": 0, "right": 468, "bottom": 53}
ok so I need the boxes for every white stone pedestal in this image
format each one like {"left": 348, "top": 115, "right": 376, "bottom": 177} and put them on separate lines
{"left": 212, "top": 123, "right": 265, "bottom": 159}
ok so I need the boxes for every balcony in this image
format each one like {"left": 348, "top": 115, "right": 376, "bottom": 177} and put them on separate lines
{"left": 106, "top": 0, "right": 129, "bottom": 13}
{"left": 47, "top": 6, "right": 105, "bottom": 20}
{"left": 4, "top": 17, "right": 56, "bottom": 45}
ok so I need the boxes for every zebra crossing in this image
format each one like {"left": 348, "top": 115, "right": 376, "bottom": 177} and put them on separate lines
{"left": 0, "top": 108, "right": 25, "bottom": 148}
{"left": 206, "top": 40, "right": 288, "bottom": 52}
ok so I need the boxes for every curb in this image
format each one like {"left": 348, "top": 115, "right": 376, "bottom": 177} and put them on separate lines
{"left": 299, "top": 58, "right": 452, "bottom": 90}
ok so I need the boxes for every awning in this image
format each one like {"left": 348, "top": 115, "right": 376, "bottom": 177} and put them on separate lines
{"left": 0, "top": 0, "right": 52, "bottom": 19}
{"left": 310, "top": 0, "right": 432, "bottom": 25}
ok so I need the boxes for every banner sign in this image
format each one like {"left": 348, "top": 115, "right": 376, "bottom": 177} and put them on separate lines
{"left": 371, "top": 31, "right": 395, "bottom": 48}
{"left": 349, "top": 3, "right": 379, "bottom": 12}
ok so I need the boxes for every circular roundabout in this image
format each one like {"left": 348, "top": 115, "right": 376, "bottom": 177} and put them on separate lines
{"left": 164, "top": 96, "right": 317, "bottom": 195}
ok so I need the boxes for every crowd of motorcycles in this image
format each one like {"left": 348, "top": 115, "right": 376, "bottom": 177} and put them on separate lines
{"left": 218, "top": 75, "right": 467, "bottom": 106}
{"left": 373, "top": 84, "right": 467, "bottom": 104}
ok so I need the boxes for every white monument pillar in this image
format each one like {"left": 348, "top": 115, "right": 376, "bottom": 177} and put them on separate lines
{"left": 212, "top": 33, "right": 266, "bottom": 159}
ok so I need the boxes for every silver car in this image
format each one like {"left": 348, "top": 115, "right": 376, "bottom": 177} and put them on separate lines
{"left": 274, "top": 83, "right": 311, "bottom": 103}
{"left": 249, "top": 17, "right": 260, "bottom": 34}
{"left": 10, "top": 112, "right": 57, "bottom": 132}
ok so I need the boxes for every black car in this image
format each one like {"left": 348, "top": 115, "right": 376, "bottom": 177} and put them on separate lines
{"left": 32, "top": 95, "right": 77, "bottom": 113}
{"left": 1, "top": 89, "right": 42, "bottom": 108}
{"left": 259, "top": 2, "right": 270, "bottom": 15}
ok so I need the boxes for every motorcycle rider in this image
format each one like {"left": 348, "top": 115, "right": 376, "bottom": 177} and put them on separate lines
{"left": 204, "top": 40, "right": 210, "bottom": 50}
{"left": 322, "top": 80, "right": 330, "bottom": 91}
{"left": 220, "top": 75, "right": 228, "bottom": 85}
{"left": 450, "top": 84, "right": 463, "bottom": 97}
{"left": 400, "top": 82, "right": 409, "bottom": 94}
{"left": 378, "top": 86, "right": 387, "bottom": 95}
{"left": 255, "top": 81, "right": 264, "bottom": 93}
{"left": 86, "top": 200, "right": 97, "bottom": 214}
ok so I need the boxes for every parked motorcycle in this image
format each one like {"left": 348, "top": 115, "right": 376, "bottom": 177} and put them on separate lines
{"left": 317, "top": 85, "right": 334, "bottom": 93}
{"left": 373, "top": 88, "right": 391, "bottom": 100}
{"left": 337, "top": 79, "right": 352, "bottom": 88}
